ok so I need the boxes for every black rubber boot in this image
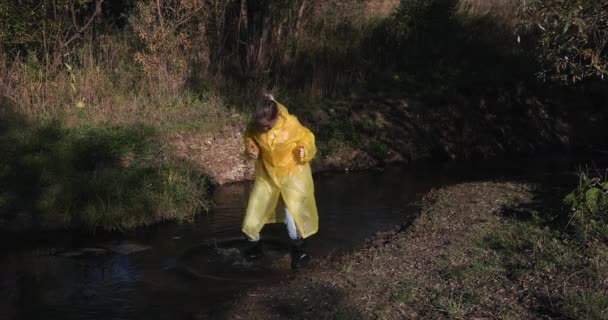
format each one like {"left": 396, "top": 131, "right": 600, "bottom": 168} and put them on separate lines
{"left": 290, "top": 239, "right": 310, "bottom": 270}
{"left": 243, "top": 240, "right": 263, "bottom": 260}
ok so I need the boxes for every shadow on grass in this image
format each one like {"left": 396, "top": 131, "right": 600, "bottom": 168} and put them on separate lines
{"left": 0, "top": 98, "right": 211, "bottom": 234}
{"left": 266, "top": 285, "right": 364, "bottom": 320}
{"left": 485, "top": 168, "right": 608, "bottom": 319}
{"left": 270, "top": 0, "right": 607, "bottom": 164}
{"left": 181, "top": 278, "right": 364, "bottom": 320}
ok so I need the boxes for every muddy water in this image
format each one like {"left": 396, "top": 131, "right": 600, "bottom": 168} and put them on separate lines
{"left": 0, "top": 157, "right": 603, "bottom": 320}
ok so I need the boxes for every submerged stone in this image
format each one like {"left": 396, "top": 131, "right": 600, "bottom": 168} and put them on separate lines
{"left": 102, "top": 242, "right": 151, "bottom": 255}
{"left": 57, "top": 248, "right": 110, "bottom": 258}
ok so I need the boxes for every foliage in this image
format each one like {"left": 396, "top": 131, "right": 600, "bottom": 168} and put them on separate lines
{"left": 0, "top": 113, "right": 209, "bottom": 232}
{"left": 479, "top": 179, "right": 608, "bottom": 319}
{"left": 520, "top": 0, "right": 608, "bottom": 84}
{"left": 1, "top": 0, "right": 607, "bottom": 172}
{"left": 564, "top": 170, "right": 608, "bottom": 242}
{"left": 130, "top": 0, "right": 208, "bottom": 93}
{"left": 0, "top": 0, "right": 103, "bottom": 71}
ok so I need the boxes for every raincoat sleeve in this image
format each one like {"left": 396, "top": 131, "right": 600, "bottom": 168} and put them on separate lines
{"left": 294, "top": 119, "right": 317, "bottom": 163}
{"left": 243, "top": 124, "right": 259, "bottom": 159}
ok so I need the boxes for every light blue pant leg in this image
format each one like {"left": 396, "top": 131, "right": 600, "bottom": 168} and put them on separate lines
{"left": 247, "top": 234, "right": 261, "bottom": 242}
{"left": 246, "top": 208, "right": 299, "bottom": 241}
{"left": 284, "top": 208, "right": 300, "bottom": 240}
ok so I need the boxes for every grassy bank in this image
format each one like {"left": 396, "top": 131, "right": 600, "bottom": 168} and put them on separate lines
{"left": 223, "top": 175, "right": 608, "bottom": 319}
{"left": 1, "top": 0, "right": 606, "bottom": 232}
{"left": 0, "top": 104, "right": 211, "bottom": 232}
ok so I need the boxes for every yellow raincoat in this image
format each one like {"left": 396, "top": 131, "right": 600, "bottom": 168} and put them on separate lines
{"left": 242, "top": 104, "right": 318, "bottom": 239}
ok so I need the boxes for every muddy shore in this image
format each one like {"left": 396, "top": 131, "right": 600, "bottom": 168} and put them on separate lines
{"left": 198, "top": 181, "right": 607, "bottom": 320}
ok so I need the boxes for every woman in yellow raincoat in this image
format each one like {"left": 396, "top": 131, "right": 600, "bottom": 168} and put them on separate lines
{"left": 242, "top": 94, "right": 318, "bottom": 270}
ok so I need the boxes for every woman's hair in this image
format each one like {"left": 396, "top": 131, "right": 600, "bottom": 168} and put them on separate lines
{"left": 255, "top": 93, "right": 278, "bottom": 123}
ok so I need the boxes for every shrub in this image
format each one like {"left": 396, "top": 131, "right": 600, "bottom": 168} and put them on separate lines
{"left": 564, "top": 171, "right": 608, "bottom": 242}
{"left": 519, "top": 0, "right": 608, "bottom": 84}
{"left": 0, "top": 118, "right": 209, "bottom": 232}
{"left": 0, "top": 0, "right": 103, "bottom": 71}
{"left": 130, "top": 0, "right": 209, "bottom": 95}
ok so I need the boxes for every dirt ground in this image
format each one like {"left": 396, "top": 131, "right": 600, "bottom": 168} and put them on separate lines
{"left": 168, "top": 126, "right": 256, "bottom": 185}
{"left": 167, "top": 127, "right": 381, "bottom": 185}
{"left": 192, "top": 181, "right": 552, "bottom": 319}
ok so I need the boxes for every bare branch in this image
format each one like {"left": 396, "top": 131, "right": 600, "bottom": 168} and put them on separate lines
{"left": 62, "top": 0, "right": 103, "bottom": 49}
{"left": 51, "top": 0, "right": 104, "bottom": 70}
{"left": 156, "top": 0, "right": 166, "bottom": 31}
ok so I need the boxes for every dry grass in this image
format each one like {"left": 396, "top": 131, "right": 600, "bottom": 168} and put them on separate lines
{"left": 457, "top": 0, "right": 521, "bottom": 25}
{"left": 366, "top": 0, "right": 400, "bottom": 18}
{"left": 0, "top": 33, "right": 231, "bottom": 129}
{"left": 366, "top": 0, "right": 521, "bottom": 23}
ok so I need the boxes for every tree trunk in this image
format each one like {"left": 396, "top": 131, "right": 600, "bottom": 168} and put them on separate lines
{"left": 237, "top": 0, "right": 249, "bottom": 76}
{"left": 256, "top": 2, "right": 272, "bottom": 73}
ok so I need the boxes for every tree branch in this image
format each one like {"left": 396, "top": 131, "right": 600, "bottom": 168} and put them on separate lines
{"left": 51, "top": 0, "right": 104, "bottom": 70}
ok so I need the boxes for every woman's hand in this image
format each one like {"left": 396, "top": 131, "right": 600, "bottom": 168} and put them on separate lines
{"left": 298, "top": 147, "right": 305, "bottom": 160}
{"left": 246, "top": 139, "right": 259, "bottom": 160}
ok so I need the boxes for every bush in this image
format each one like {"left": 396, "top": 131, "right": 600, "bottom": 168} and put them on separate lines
{"left": 0, "top": 116, "right": 209, "bottom": 232}
{"left": 130, "top": 0, "right": 209, "bottom": 95}
{"left": 0, "top": 0, "right": 103, "bottom": 71}
{"left": 564, "top": 171, "right": 608, "bottom": 242}
{"left": 519, "top": 0, "right": 608, "bottom": 84}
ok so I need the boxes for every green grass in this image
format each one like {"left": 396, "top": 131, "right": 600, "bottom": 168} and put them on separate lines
{"left": 439, "top": 251, "right": 505, "bottom": 281}
{"left": 481, "top": 172, "right": 608, "bottom": 279}
{"left": 429, "top": 288, "right": 480, "bottom": 319}
{"left": 477, "top": 177, "right": 608, "bottom": 319}
{"left": 563, "top": 171, "right": 608, "bottom": 242}
{"left": 395, "top": 286, "right": 417, "bottom": 304}
{"left": 583, "top": 246, "right": 608, "bottom": 281}
{"left": 482, "top": 220, "right": 575, "bottom": 277}
{"left": 561, "top": 291, "right": 608, "bottom": 320}
{"left": 0, "top": 110, "right": 210, "bottom": 232}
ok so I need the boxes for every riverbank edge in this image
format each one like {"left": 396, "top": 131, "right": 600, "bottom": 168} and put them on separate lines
{"left": 215, "top": 181, "right": 607, "bottom": 320}
{"left": 165, "top": 125, "right": 392, "bottom": 187}
{"left": 0, "top": 125, "right": 398, "bottom": 236}
{"left": 1, "top": 112, "right": 603, "bottom": 234}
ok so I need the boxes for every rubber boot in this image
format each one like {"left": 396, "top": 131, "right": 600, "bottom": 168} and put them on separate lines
{"left": 243, "top": 240, "right": 263, "bottom": 260}
{"left": 290, "top": 239, "right": 310, "bottom": 270}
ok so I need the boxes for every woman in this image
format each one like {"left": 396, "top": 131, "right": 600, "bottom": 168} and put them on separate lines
{"left": 242, "top": 94, "right": 319, "bottom": 270}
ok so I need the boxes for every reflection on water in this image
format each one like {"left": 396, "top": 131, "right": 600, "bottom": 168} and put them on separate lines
{"left": 1, "top": 156, "right": 605, "bottom": 319}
